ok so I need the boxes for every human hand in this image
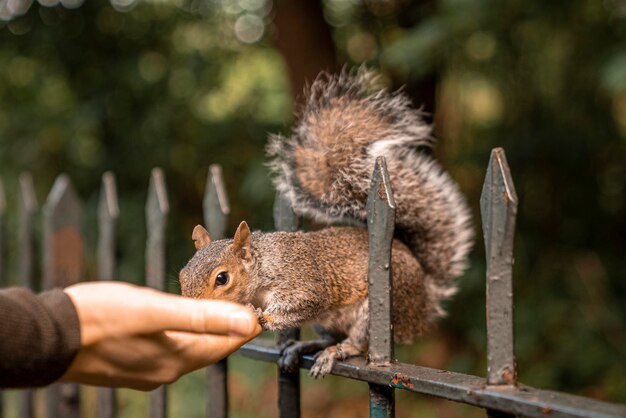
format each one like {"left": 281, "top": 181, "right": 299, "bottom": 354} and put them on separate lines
{"left": 59, "top": 282, "right": 261, "bottom": 391}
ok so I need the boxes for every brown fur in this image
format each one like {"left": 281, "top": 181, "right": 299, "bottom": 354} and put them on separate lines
{"left": 180, "top": 224, "right": 437, "bottom": 342}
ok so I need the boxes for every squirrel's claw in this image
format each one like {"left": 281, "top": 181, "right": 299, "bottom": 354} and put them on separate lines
{"left": 309, "top": 348, "right": 336, "bottom": 378}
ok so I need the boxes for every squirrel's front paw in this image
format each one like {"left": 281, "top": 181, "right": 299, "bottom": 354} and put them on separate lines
{"left": 246, "top": 303, "right": 270, "bottom": 330}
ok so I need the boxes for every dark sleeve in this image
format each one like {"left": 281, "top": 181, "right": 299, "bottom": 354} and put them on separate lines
{"left": 0, "top": 287, "right": 81, "bottom": 388}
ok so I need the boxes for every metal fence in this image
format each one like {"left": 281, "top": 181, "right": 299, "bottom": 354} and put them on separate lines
{"left": 0, "top": 147, "right": 625, "bottom": 418}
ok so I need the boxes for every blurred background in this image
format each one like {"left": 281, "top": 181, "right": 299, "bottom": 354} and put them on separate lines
{"left": 0, "top": 0, "right": 625, "bottom": 417}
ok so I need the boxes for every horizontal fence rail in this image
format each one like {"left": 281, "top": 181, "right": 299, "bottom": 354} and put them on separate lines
{"left": 238, "top": 341, "right": 626, "bottom": 418}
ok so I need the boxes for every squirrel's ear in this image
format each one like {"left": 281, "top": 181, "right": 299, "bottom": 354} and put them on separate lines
{"left": 232, "top": 221, "right": 253, "bottom": 264}
{"left": 192, "top": 225, "right": 212, "bottom": 250}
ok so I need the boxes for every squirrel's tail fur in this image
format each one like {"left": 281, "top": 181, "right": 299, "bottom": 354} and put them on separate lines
{"left": 267, "top": 69, "right": 474, "bottom": 299}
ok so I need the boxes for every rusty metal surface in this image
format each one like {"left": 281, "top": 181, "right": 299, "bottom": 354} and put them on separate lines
{"left": 43, "top": 174, "right": 83, "bottom": 418}
{"left": 204, "top": 165, "right": 229, "bottom": 418}
{"left": 18, "top": 173, "right": 37, "bottom": 418}
{"left": 146, "top": 168, "right": 169, "bottom": 418}
{"left": 366, "top": 157, "right": 396, "bottom": 418}
{"left": 98, "top": 172, "right": 119, "bottom": 418}
{"left": 480, "top": 148, "right": 518, "bottom": 388}
{"left": 274, "top": 191, "right": 301, "bottom": 418}
{"left": 238, "top": 341, "right": 626, "bottom": 418}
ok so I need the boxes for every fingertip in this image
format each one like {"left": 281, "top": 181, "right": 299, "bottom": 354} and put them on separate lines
{"left": 228, "top": 309, "right": 261, "bottom": 338}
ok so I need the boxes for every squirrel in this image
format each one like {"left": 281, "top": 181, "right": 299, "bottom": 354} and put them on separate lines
{"left": 179, "top": 69, "right": 474, "bottom": 378}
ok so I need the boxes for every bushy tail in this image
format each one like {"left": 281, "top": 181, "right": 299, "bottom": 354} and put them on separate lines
{"left": 267, "top": 69, "right": 474, "bottom": 294}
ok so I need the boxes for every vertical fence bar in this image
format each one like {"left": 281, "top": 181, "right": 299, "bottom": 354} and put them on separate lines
{"left": 480, "top": 148, "right": 518, "bottom": 418}
{"left": 19, "top": 173, "right": 37, "bottom": 418}
{"left": 366, "top": 157, "right": 396, "bottom": 418}
{"left": 0, "top": 177, "right": 5, "bottom": 286}
{"left": 273, "top": 191, "right": 301, "bottom": 418}
{"left": 146, "top": 168, "right": 170, "bottom": 418}
{"left": 98, "top": 172, "right": 119, "bottom": 418}
{"left": 43, "top": 175, "right": 83, "bottom": 418}
{"left": 0, "top": 178, "right": 5, "bottom": 418}
{"left": 203, "top": 165, "right": 230, "bottom": 418}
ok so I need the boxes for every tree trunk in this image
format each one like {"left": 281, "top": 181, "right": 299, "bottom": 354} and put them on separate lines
{"left": 271, "top": 0, "right": 338, "bottom": 100}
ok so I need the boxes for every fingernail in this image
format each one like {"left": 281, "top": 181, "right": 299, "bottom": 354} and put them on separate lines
{"left": 229, "top": 311, "right": 256, "bottom": 337}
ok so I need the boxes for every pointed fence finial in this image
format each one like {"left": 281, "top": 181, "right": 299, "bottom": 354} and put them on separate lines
{"left": 204, "top": 164, "right": 230, "bottom": 240}
{"left": 0, "top": 177, "right": 6, "bottom": 289}
{"left": 367, "top": 157, "right": 396, "bottom": 418}
{"left": 480, "top": 147, "right": 518, "bottom": 387}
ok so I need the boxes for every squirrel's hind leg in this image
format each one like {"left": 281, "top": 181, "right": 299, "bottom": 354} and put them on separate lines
{"left": 309, "top": 301, "right": 368, "bottom": 379}
{"left": 278, "top": 325, "right": 343, "bottom": 373}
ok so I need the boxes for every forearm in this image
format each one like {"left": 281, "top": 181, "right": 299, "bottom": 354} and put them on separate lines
{"left": 0, "top": 287, "right": 80, "bottom": 388}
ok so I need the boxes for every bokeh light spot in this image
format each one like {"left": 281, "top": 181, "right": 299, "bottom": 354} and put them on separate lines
{"left": 346, "top": 31, "right": 378, "bottom": 62}
{"left": 465, "top": 32, "right": 497, "bottom": 61}
{"left": 138, "top": 52, "right": 168, "bottom": 83}
{"left": 7, "top": 56, "right": 37, "bottom": 86}
{"left": 234, "top": 13, "right": 264, "bottom": 44}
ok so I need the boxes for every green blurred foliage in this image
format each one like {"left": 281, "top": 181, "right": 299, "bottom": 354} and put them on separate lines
{"left": 0, "top": 0, "right": 625, "bottom": 415}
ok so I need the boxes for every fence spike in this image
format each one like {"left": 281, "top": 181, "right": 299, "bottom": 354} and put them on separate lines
{"left": 98, "top": 172, "right": 119, "bottom": 281}
{"left": 366, "top": 157, "right": 396, "bottom": 418}
{"left": 42, "top": 174, "right": 83, "bottom": 418}
{"left": 480, "top": 147, "right": 518, "bottom": 389}
{"left": 367, "top": 156, "right": 396, "bottom": 365}
{"left": 274, "top": 190, "right": 301, "bottom": 418}
{"left": 0, "top": 178, "right": 4, "bottom": 418}
{"left": 204, "top": 164, "right": 230, "bottom": 240}
{"left": 273, "top": 190, "right": 299, "bottom": 233}
{"left": 203, "top": 165, "right": 229, "bottom": 418}
{"left": 0, "top": 177, "right": 6, "bottom": 289}
{"left": 18, "top": 173, "right": 38, "bottom": 418}
{"left": 0, "top": 176, "right": 5, "bottom": 216}
{"left": 146, "top": 168, "right": 169, "bottom": 418}
{"left": 98, "top": 172, "right": 119, "bottom": 418}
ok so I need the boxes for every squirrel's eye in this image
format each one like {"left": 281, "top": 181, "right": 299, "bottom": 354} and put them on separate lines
{"left": 215, "top": 272, "right": 229, "bottom": 287}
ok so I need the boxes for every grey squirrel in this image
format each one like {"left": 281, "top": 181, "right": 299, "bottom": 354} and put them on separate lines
{"left": 179, "top": 69, "right": 474, "bottom": 378}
